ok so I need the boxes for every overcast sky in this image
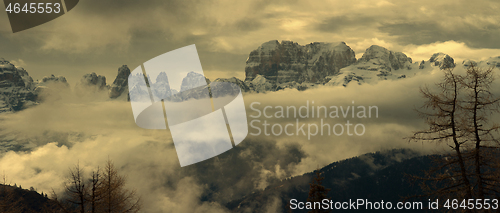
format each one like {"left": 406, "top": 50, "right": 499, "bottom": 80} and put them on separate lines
{"left": 1, "top": 0, "right": 499, "bottom": 84}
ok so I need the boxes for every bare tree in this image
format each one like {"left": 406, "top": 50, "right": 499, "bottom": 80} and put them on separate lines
{"left": 409, "top": 68, "right": 473, "bottom": 204}
{"left": 460, "top": 64, "right": 500, "bottom": 199}
{"left": 56, "top": 160, "right": 141, "bottom": 213}
{"left": 409, "top": 64, "right": 500, "bottom": 211}
{"left": 64, "top": 163, "right": 87, "bottom": 213}
{"left": 100, "top": 159, "right": 140, "bottom": 213}
{"left": 89, "top": 167, "right": 103, "bottom": 213}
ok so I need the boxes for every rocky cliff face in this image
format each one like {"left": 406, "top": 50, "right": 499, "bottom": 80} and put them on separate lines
{"left": 72, "top": 72, "right": 109, "bottom": 99}
{"left": 32, "top": 74, "right": 70, "bottom": 102}
{"left": 109, "top": 65, "right": 130, "bottom": 99}
{"left": 149, "top": 72, "right": 172, "bottom": 100}
{"left": 463, "top": 56, "right": 500, "bottom": 68}
{"left": 127, "top": 72, "right": 150, "bottom": 102}
{"left": 244, "top": 40, "right": 356, "bottom": 84}
{"left": 241, "top": 41, "right": 420, "bottom": 91}
{"left": 0, "top": 58, "right": 37, "bottom": 112}
{"left": 326, "top": 45, "right": 413, "bottom": 86}
{"left": 357, "top": 45, "right": 412, "bottom": 71}
{"left": 180, "top": 72, "right": 208, "bottom": 92}
{"left": 485, "top": 56, "right": 500, "bottom": 68}
{"left": 164, "top": 75, "right": 249, "bottom": 101}
{"left": 76, "top": 73, "right": 107, "bottom": 90}
{"left": 212, "top": 77, "right": 249, "bottom": 93}
{"left": 429, "top": 53, "right": 455, "bottom": 69}
{"left": 38, "top": 75, "right": 68, "bottom": 86}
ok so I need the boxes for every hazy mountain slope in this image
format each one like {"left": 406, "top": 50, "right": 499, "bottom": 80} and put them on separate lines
{"left": 227, "top": 149, "right": 435, "bottom": 213}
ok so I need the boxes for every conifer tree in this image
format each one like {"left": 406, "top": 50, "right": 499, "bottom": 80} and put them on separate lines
{"left": 0, "top": 174, "right": 21, "bottom": 213}
{"left": 307, "top": 170, "right": 330, "bottom": 213}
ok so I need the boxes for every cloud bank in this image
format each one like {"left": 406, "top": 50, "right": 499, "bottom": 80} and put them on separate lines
{"left": 4, "top": 64, "right": 498, "bottom": 211}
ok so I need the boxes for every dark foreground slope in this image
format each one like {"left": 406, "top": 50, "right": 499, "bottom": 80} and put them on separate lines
{"left": 227, "top": 149, "right": 436, "bottom": 212}
{"left": 0, "top": 184, "right": 60, "bottom": 213}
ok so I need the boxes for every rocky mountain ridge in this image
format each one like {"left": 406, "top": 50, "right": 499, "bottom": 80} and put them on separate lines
{"left": 242, "top": 40, "right": 496, "bottom": 90}
{"left": 1, "top": 40, "right": 499, "bottom": 111}
{"left": 0, "top": 58, "right": 36, "bottom": 113}
{"left": 125, "top": 40, "right": 485, "bottom": 98}
{"left": 0, "top": 61, "right": 129, "bottom": 113}
{"left": 109, "top": 65, "right": 130, "bottom": 99}
{"left": 245, "top": 40, "right": 357, "bottom": 83}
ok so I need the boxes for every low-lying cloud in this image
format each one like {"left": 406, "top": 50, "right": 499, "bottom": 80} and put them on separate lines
{"left": 1, "top": 64, "right": 500, "bottom": 212}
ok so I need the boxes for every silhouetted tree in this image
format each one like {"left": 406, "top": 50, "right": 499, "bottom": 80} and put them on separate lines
{"left": 460, "top": 64, "right": 500, "bottom": 199}
{"left": 89, "top": 166, "right": 103, "bottom": 213}
{"left": 409, "top": 68, "right": 474, "bottom": 207}
{"left": 0, "top": 174, "right": 21, "bottom": 213}
{"left": 55, "top": 159, "right": 141, "bottom": 213}
{"left": 100, "top": 159, "right": 140, "bottom": 213}
{"left": 307, "top": 170, "right": 330, "bottom": 213}
{"left": 409, "top": 64, "right": 500, "bottom": 210}
{"left": 64, "top": 163, "right": 87, "bottom": 213}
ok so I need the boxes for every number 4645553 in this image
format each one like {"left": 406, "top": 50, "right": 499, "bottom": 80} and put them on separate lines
{"left": 5, "top": 3, "right": 61, "bottom": 14}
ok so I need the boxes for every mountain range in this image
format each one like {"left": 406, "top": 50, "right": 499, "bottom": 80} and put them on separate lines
{"left": 1, "top": 40, "right": 499, "bottom": 154}
{"left": 1, "top": 41, "right": 499, "bottom": 211}
{"left": 2, "top": 40, "right": 500, "bottom": 113}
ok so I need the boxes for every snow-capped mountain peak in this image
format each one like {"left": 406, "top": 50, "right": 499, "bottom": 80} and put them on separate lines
{"left": 0, "top": 58, "right": 37, "bottom": 112}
